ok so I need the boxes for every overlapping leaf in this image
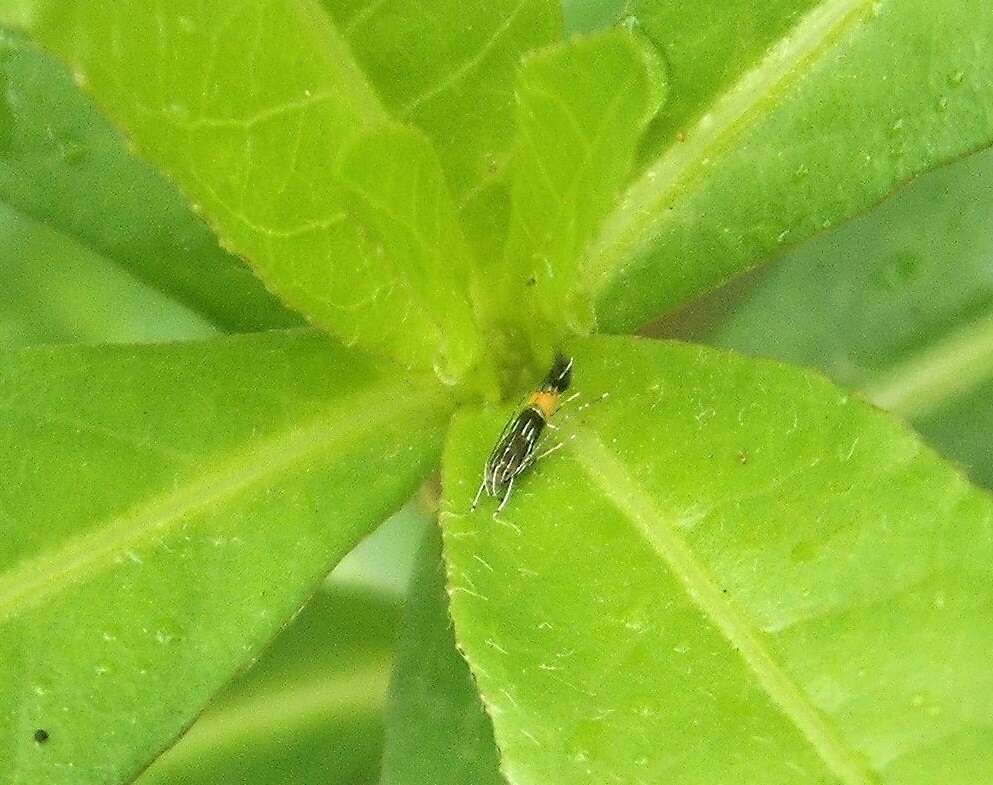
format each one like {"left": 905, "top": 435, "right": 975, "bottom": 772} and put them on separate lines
{"left": 382, "top": 525, "right": 504, "bottom": 785}
{"left": 326, "top": 0, "right": 561, "bottom": 253}
{"left": 442, "top": 335, "right": 993, "bottom": 784}
{"left": 581, "top": 0, "right": 993, "bottom": 333}
{"left": 337, "top": 124, "right": 488, "bottom": 385}
{"left": 139, "top": 586, "right": 399, "bottom": 785}
{"left": 498, "top": 30, "right": 666, "bottom": 347}
{"left": 0, "top": 330, "right": 450, "bottom": 785}
{"left": 0, "top": 0, "right": 484, "bottom": 379}
{"left": 0, "top": 30, "right": 298, "bottom": 332}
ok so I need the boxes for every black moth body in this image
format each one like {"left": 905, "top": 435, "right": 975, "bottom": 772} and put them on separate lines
{"left": 472, "top": 354, "right": 573, "bottom": 514}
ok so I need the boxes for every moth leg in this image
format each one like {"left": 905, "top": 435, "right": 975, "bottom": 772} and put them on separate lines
{"left": 494, "top": 476, "right": 515, "bottom": 516}
{"left": 470, "top": 479, "right": 487, "bottom": 511}
{"left": 575, "top": 391, "right": 609, "bottom": 413}
{"left": 533, "top": 436, "right": 571, "bottom": 463}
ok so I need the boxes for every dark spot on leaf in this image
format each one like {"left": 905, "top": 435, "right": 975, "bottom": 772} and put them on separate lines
{"left": 737, "top": 450, "right": 748, "bottom": 464}
{"left": 526, "top": 276, "right": 537, "bottom": 287}
{"left": 34, "top": 729, "right": 49, "bottom": 744}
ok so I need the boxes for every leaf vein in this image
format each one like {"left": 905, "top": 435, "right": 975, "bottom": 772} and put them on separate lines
{"left": 397, "top": 0, "right": 530, "bottom": 117}
{"left": 0, "top": 384, "right": 439, "bottom": 623}
{"left": 583, "top": 0, "right": 873, "bottom": 298}
{"left": 570, "top": 427, "right": 879, "bottom": 785}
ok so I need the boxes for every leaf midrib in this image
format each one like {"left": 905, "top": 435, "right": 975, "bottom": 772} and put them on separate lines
{"left": 581, "top": 0, "right": 871, "bottom": 297}
{"left": 569, "top": 426, "right": 878, "bottom": 785}
{"left": 0, "top": 382, "right": 443, "bottom": 623}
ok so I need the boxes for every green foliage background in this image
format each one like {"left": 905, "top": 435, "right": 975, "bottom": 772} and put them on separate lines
{"left": 1, "top": 0, "right": 993, "bottom": 783}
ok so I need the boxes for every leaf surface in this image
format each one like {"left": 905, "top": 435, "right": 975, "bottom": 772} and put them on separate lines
{"left": 712, "top": 146, "right": 993, "bottom": 486}
{"left": 583, "top": 0, "right": 993, "bottom": 333}
{"left": 560, "top": 0, "right": 626, "bottom": 35}
{"left": 0, "top": 29, "right": 298, "bottom": 332}
{"left": 0, "top": 1, "right": 483, "bottom": 378}
{"left": 337, "top": 124, "right": 485, "bottom": 383}
{"left": 498, "top": 30, "right": 666, "bottom": 346}
{"left": 382, "top": 524, "right": 504, "bottom": 785}
{"left": 631, "top": 0, "right": 821, "bottom": 155}
{"left": 0, "top": 203, "right": 218, "bottom": 348}
{"left": 138, "top": 585, "right": 399, "bottom": 785}
{"left": 0, "top": 330, "right": 450, "bottom": 785}
{"left": 325, "top": 0, "right": 561, "bottom": 221}
{"left": 442, "top": 335, "right": 993, "bottom": 784}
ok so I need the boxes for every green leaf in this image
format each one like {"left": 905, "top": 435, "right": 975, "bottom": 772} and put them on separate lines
{"left": 383, "top": 523, "right": 504, "bottom": 785}
{"left": 0, "top": 202, "right": 218, "bottom": 348}
{"left": 326, "top": 0, "right": 561, "bottom": 206}
{"left": 632, "top": 0, "right": 821, "bottom": 155}
{"left": 337, "top": 124, "right": 486, "bottom": 385}
{"left": 711, "top": 145, "right": 993, "bottom": 487}
{"left": 713, "top": 146, "right": 993, "bottom": 394}
{"left": 139, "top": 502, "right": 432, "bottom": 785}
{"left": 0, "top": 29, "right": 299, "bottom": 332}
{"left": 0, "top": 330, "right": 450, "bottom": 785}
{"left": 560, "top": 0, "right": 626, "bottom": 35}
{"left": 582, "top": 0, "right": 993, "bottom": 333}
{"left": 0, "top": 1, "right": 483, "bottom": 378}
{"left": 442, "top": 335, "right": 993, "bottom": 784}
{"left": 325, "top": 0, "right": 561, "bottom": 264}
{"left": 139, "top": 505, "right": 433, "bottom": 785}
{"left": 138, "top": 585, "right": 399, "bottom": 785}
{"left": 912, "top": 380, "right": 993, "bottom": 491}
{"left": 497, "top": 29, "right": 666, "bottom": 347}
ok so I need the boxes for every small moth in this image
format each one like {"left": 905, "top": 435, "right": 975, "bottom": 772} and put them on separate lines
{"left": 471, "top": 354, "right": 574, "bottom": 514}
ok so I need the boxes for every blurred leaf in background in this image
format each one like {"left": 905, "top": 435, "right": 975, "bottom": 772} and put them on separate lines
{"left": 0, "top": 202, "right": 217, "bottom": 347}
{"left": 138, "top": 586, "right": 398, "bottom": 785}
{"left": 710, "top": 145, "right": 993, "bottom": 488}
{"left": 382, "top": 525, "right": 504, "bottom": 785}
{"left": 1, "top": 0, "right": 993, "bottom": 783}
{"left": 138, "top": 505, "right": 431, "bottom": 785}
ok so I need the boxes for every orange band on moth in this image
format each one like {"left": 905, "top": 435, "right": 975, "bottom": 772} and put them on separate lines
{"left": 528, "top": 390, "right": 560, "bottom": 419}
